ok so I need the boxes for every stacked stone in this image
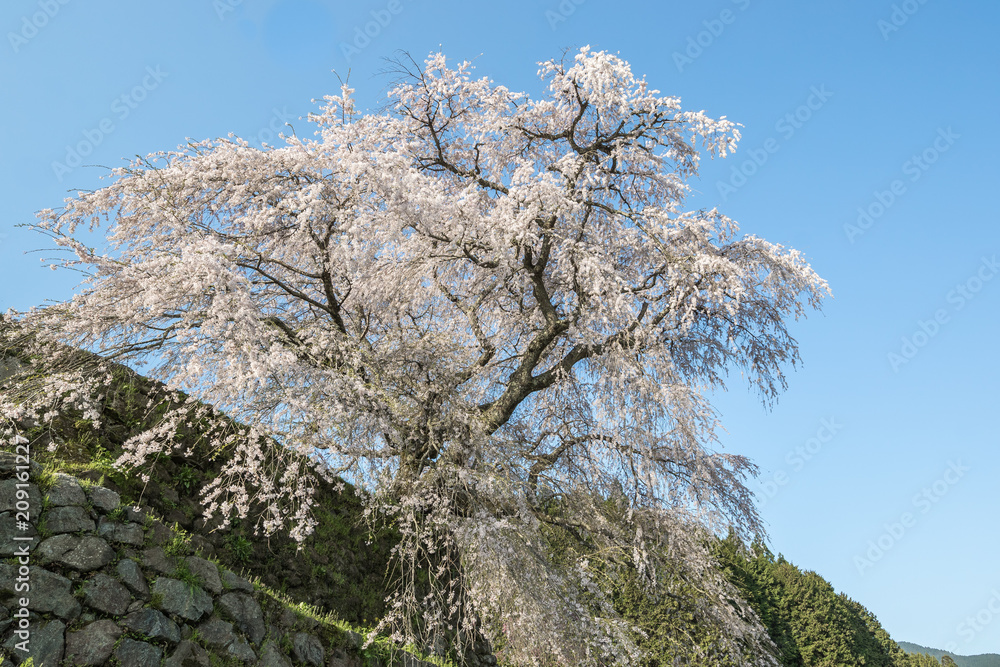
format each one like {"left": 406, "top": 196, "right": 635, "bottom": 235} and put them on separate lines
{"left": 0, "top": 453, "right": 376, "bottom": 667}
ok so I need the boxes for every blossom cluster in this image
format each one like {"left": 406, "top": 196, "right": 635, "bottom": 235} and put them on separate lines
{"left": 6, "top": 47, "right": 827, "bottom": 666}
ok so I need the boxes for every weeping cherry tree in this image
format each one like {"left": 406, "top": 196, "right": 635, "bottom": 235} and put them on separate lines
{"left": 5, "top": 47, "right": 829, "bottom": 666}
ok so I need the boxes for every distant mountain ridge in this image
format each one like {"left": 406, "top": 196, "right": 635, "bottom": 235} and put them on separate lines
{"left": 898, "top": 642, "right": 1000, "bottom": 667}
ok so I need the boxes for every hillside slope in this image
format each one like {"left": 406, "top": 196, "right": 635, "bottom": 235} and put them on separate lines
{"left": 713, "top": 540, "right": 946, "bottom": 667}
{"left": 0, "top": 333, "right": 960, "bottom": 666}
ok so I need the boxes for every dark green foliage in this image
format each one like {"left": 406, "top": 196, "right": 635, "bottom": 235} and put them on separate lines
{"left": 713, "top": 534, "right": 946, "bottom": 667}
{"left": 610, "top": 562, "right": 758, "bottom": 666}
{"left": 3, "top": 334, "right": 978, "bottom": 666}
{"left": 1, "top": 337, "right": 396, "bottom": 628}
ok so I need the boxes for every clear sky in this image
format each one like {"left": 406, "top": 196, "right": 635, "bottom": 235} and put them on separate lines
{"left": 2, "top": 0, "right": 998, "bottom": 655}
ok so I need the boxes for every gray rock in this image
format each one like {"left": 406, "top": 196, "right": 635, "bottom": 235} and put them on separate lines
{"left": 97, "top": 516, "right": 144, "bottom": 545}
{"left": 257, "top": 641, "right": 293, "bottom": 667}
{"left": 227, "top": 635, "right": 257, "bottom": 662}
{"left": 1, "top": 618, "right": 65, "bottom": 667}
{"left": 164, "top": 507, "right": 188, "bottom": 528}
{"left": 0, "top": 450, "right": 19, "bottom": 474}
{"left": 0, "top": 479, "right": 41, "bottom": 514}
{"left": 0, "top": 565, "right": 80, "bottom": 620}
{"left": 46, "top": 473, "right": 88, "bottom": 506}
{"left": 121, "top": 608, "right": 181, "bottom": 643}
{"left": 152, "top": 577, "right": 214, "bottom": 622}
{"left": 142, "top": 546, "right": 177, "bottom": 575}
{"left": 0, "top": 456, "right": 41, "bottom": 477}
{"left": 44, "top": 505, "right": 96, "bottom": 533}
{"left": 220, "top": 568, "right": 254, "bottom": 592}
{"left": 82, "top": 572, "right": 132, "bottom": 615}
{"left": 0, "top": 460, "right": 42, "bottom": 477}
{"left": 185, "top": 555, "right": 222, "bottom": 593}
{"left": 278, "top": 606, "right": 298, "bottom": 628}
{"left": 125, "top": 505, "right": 149, "bottom": 523}
{"left": 0, "top": 511, "right": 38, "bottom": 556}
{"left": 291, "top": 632, "right": 325, "bottom": 667}
{"left": 217, "top": 592, "right": 266, "bottom": 645}
{"left": 86, "top": 485, "right": 120, "bottom": 512}
{"left": 36, "top": 534, "right": 114, "bottom": 571}
{"left": 114, "top": 638, "right": 163, "bottom": 666}
{"left": 64, "top": 618, "right": 121, "bottom": 665}
{"left": 164, "top": 639, "right": 210, "bottom": 667}
{"left": 146, "top": 519, "right": 173, "bottom": 546}
{"left": 197, "top": 616, "right": 236, "bottom": 648}
{"left": 116, "top": 558, "right": 149, "bottom": 597}
{"left": 190, "top": 533, "right": 215, "bottom": 558}
{"left": 328, "top": 647, "right": 364, "bottom": 667}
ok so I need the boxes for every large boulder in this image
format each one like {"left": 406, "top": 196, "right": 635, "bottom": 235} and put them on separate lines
{"left": 114, "top": 638, "right": 163, "bottom": 667}
{"left": 46, "top": 473, "right": 87, "bottom": 507}
{"left": 0, "top": 480, "right": 41, "bottom": 514}
{"left": 120, "top": 608, "right": 181, "bottom": 644}
{"left": 185, "top": 556, "right": 222, "bottom": 594}
{"left": 64, "top": 619, "right": 121, "bottom": 665}
{"left": 290, "top": 632, "right": 325, "bottom": 667}
{"left": 152, "top": 577, "right": 214, "bottom": 622}
{"left": 116, "top": 558, "right": 149, "bottom": 597}
{"left": 0, "top": 618, "right": 65, "bottom": 667}
{"left": 217, "top": 592, "right": 266, "bottom": 646}
{"left": 0, "top": 512, "right": 38, "bottom": 556}
{"left": 45, "top": 505, "right": 96, "bottom": 534}
{"left": 86, "top": 485, "right": 121, "bottom": 512}
{"left": 82, "top": 572, "right": 132, "bottom": 616}
{"left": 36, "top": 534, "right": 114, "bottom": 571}
{"left": 98, "top": 516, "right": 145, "bottom": 545}
{"left": 0, "top": 565, "right": 81, "bottom": 620}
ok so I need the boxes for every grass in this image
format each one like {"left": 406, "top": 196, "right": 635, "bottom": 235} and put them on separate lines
{"left": 225, "top": 534, "right": 253, "bottom": 566}
{"left": 0, "top": 342, "right": 459, "bottom": 667}
{"left": 172, "top": 558, "right": 204, "bottom": 590}
{"left": 163, "top": 525, "right": 193, "bottom": 558}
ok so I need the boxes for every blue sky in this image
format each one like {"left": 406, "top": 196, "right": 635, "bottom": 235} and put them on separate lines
{"left": 2, "top": 0, "right": 999, "bottom": 655}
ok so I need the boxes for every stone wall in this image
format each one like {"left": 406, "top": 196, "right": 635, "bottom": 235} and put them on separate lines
{"left": 0, "top": 452, "right": 433, "bottom": 667}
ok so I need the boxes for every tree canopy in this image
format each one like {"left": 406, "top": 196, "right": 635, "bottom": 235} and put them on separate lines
{"left": 8, "top": 47, "right": 828, "bottom": 665}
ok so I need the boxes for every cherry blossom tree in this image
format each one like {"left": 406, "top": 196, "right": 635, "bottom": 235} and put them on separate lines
{"left": 8, "top": 47, "right": 828, "bottom": 665}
